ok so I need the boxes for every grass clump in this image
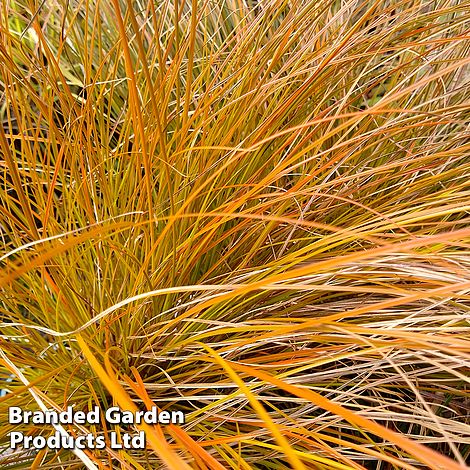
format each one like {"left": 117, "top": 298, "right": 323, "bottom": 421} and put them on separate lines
{"left": 1, "top": 0, "right": 470, "bottom": 468}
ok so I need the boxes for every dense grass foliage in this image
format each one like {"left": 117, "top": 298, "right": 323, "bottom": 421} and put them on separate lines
{"left": 1, "top": 0, "right": 470, "bottom": 468}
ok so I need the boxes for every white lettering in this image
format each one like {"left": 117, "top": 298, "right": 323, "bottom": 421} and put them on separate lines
{"left": 8, "top": 407, "right": 23, "bottom": 424}
{"left": 105, "top": 407, "right": 122, "bottom": 424}
{"left": 9, "top": 431, "right": 24, "bottom": 448}
{"left": 159, "top": 411, "right": 170, "bottom": 424}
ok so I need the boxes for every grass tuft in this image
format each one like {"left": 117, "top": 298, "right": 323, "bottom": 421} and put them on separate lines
{"left": 1, "top": 0, "right": 470, "bottom": 468}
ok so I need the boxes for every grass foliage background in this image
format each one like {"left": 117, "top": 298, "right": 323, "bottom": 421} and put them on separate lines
{"left": 1, "top": 0, "right": 470, "bottom": 468}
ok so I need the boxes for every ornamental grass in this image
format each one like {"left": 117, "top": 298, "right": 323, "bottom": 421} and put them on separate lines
{"left": 1, "top": 0, "right": 470, "bottom": 468}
